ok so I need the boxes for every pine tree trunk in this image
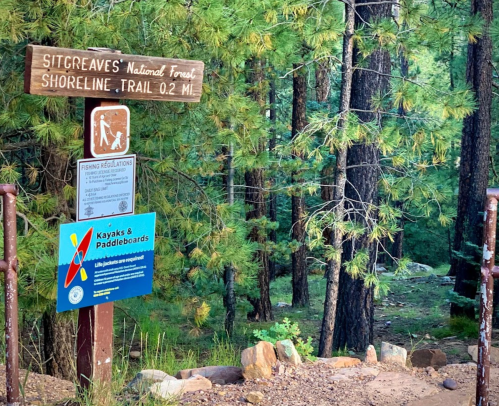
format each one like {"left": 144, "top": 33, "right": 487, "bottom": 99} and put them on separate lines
{"left": 333, "top": 0, "right": 391, "bottom": 352}
{"left": 41, "top": 143, "right": 76, "bottom": 377}
{"left": 223, "top": 143, "right": 236, "bottom": 335}
{"left": 291, "top": 63, "right": 309, "bottom": 307}
{"left": 246, "top": 59, "right": 273, "bottom": 322}
{"left": 449, "top": 0, "right": 493, "bottom": 317}
{"left": 42, "top": 308, "right": 75, "bottom": 380}
{"left": 269, "top": 78, "right": 278, "bottom": 282}
{"left": 390, "top": 42, "right": 408, "bottom": 263}
{"left": 318, "top": 0, "right": 355, "bottom": 357}
{"left": 315, "top": 61, "right": 330, "bottom": 104}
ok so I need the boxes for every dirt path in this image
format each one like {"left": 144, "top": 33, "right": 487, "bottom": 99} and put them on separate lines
{"left": 180, "top": 361, "right": 497, "bottom": 406}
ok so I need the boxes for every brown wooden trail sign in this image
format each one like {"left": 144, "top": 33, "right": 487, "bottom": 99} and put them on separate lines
{"left": 24, "top": 45, "right": 204, "bottom": 102}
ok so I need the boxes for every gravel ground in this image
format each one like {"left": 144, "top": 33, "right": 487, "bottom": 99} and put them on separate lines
{"left": 0, "top": 365, "right": 74, "bottom": 405}
{"left": 180, "top": 361, "right": 499, "bottom": 406}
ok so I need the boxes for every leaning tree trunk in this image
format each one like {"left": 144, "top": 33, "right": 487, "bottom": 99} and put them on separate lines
{"left": 449, "top": 0, "right": 492, "bottom": 317}
{"left": 291, "top": 63, "right": 309, "bottom": 307}
{"left": 41, "top": 142, "right": 76, "bottom": 379}
{"left": 246, "top": 59, "right": 273, "bottom": 322}
{"left": 333, "top": 0, "right": 391, "bottom": 352}
{"left": 318, "top": 0, "right": 355, "bottom": 357}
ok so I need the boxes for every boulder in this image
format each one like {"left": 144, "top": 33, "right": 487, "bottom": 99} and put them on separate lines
{"left": 241, "top": 341, "right": 277, "bottom": 380}
{"left": 407, "top": 262, "right": 433, "bottom": 273}
{"left": 150, "top": 374, "right": 212, "bottom": 399}
{"left": 443, "top": 378, "right": 458, "bottom": 390}
{"left": 128, "top": 369, "right": 176, "bottom": 392}
{"left": 468, "top": 345, "right": 499, "bottom": 364}
{"left": 315, "top": 357, "right": 361, "bottom": 368}
{"left": 175, "top": 366, "right": 243, "bottom": 384}
{"left": 410, "top": 349, "right": 447, "bottom": 370}
{"left": 365, "top": 345, "right": 378, "bottom": 363}
{"left": 246, "top": 391, "right": 264, "bottom": 404}
{"left": 129, "top": 350, "right": 141, "bottom": 359}
{"left": 376, "top": 264, "right": 388, "bottom": 273}
{"left": 380, "top": 342, "right": 407, "bottom": 367}
{"left": 276, "top": 340, "right": 302, "bottom": 365}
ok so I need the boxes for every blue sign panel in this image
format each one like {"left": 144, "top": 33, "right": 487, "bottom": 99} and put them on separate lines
{"left": 57, "top": 213, "right": 156, "bottom": 312}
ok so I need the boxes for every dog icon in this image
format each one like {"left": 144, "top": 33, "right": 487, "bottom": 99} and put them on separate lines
{"left": 111, "top": 131, "right": 123, "bottom": 150}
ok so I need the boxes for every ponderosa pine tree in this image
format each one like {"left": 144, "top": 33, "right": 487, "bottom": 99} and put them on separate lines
{"left": 246, "top": 58, "right": 273, "bottom": 322}
{"left": 450, "top": 0, "right": 493, "bottom": 317}
{"left": 333, "top": 0, "right": 392, "bottom": 352}
{"left": 318, "top": 0, "right": 356, "bottom": 357}
{"left": 291, "top": 63, "right": 309, "bottom": 307}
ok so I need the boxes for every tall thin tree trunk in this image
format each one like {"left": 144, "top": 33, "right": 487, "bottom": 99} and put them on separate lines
{"left": 269, "top": 78, "right": 278, "bottom": 281}
{"left": 333, "top": 0, "right": 391, "bottom": 352}
{"left": 223, "top": 143, "right": 236, "bottom": 335}
{"left": 449, "top": 0, "right": 493, "bottom": 317}
{"left": 291, "top": 63, "right": 309, "bottom": 307}
{"left": 391, "top": 39, "right": 408, "bottom": 263}
{"left": 246, "top": 59, "right": 273, "bottom": 322}
{"left": 318, "top": 0, "right": 355, "bottom": 357}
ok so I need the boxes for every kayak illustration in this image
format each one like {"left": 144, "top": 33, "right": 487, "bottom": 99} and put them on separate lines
{"left": 65, "top": 227, "right": 93, "bottom": 288}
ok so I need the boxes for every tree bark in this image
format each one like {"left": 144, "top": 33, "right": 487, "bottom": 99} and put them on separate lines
{"left": 246, "top": 59, "right": 273, "bottom": 322}
{"left": 315, "top": 61, "right": 330, "bottom": 104}
{"left": 449, "top": 0, "right": 493, "bottom": 317}
{"left": 223, "top": 143, "right": 236, "bottom": 335}
{"left": 333, "top": 0, "right": 391, "bottom": 352}
{"left": 318, "top": 0, "right": 355, "bottom": 357}
{"left": 269, "top": 78, "right": 278, "bottom": 282}
{"left": 42, "top": 308, "right": 75, "bottom": 380}
{"left": 291, "top": 63, "right": 309, "bottom": 307}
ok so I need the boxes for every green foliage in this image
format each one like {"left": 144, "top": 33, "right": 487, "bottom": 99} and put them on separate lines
{"left": 253, "top": 318, "right": 315, "bottom": 360}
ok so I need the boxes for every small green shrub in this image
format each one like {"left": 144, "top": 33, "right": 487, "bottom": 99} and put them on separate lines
{"left": 253, "top": 318, "right": 315, "bottom": 360}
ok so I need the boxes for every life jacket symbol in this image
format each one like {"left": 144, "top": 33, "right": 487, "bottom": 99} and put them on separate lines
{"left": 65, "top": 228, "right": 93, "bottom": 288}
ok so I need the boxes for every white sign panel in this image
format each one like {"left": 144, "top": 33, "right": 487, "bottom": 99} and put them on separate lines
{"left": 77, "top": 155, "right": 135, "bottom": 221}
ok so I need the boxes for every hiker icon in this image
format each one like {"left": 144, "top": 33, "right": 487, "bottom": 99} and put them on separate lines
{"left": 99, "top": 115, "right": 111, "bottom": 147}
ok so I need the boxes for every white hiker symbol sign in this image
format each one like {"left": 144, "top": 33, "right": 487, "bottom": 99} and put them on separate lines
{"left": 91, "top": 105, "right": 130, "bottom": 157}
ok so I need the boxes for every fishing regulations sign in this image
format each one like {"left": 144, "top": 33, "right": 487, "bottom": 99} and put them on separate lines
{"left": 57, "top": 212, "right": 156, "bottom": 312}
{"left": 24, "top": 45, "right": 204, "bottom": 102}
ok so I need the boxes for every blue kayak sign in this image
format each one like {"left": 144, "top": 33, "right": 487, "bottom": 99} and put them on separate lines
{"left": 57, "top": 213, "right": 156, "bottom": 312}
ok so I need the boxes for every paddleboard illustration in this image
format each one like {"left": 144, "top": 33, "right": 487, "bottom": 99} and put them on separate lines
{"left": 65, "top": 227, "right": 93, "bottom": 288}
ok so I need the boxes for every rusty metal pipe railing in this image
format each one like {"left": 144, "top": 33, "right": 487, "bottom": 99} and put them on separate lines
{"left": 477, "top": 188, "right": 499, "bottom": 406}
{"left": 0, "top": 184, "right": 19, "bottom": 406}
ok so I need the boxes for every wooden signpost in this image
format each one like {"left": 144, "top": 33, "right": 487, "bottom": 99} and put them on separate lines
{"left": 24, "top": 44, "right": 204, "bottom": 394}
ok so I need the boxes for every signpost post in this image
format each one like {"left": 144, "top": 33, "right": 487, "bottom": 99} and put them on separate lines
{"left": 24, "top": 44, "right": 204, "bottom": 394}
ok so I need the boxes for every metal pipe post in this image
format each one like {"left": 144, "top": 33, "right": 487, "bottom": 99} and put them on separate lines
{"left": 1, "top": 184, "right": 19, "bottom": 406}
{"left": 477, "top": 189, "right": 499, "bottom": 406}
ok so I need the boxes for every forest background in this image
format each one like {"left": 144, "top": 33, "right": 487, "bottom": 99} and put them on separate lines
{"left": 0, "top": 0, "right": 498, "bottom": 391}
